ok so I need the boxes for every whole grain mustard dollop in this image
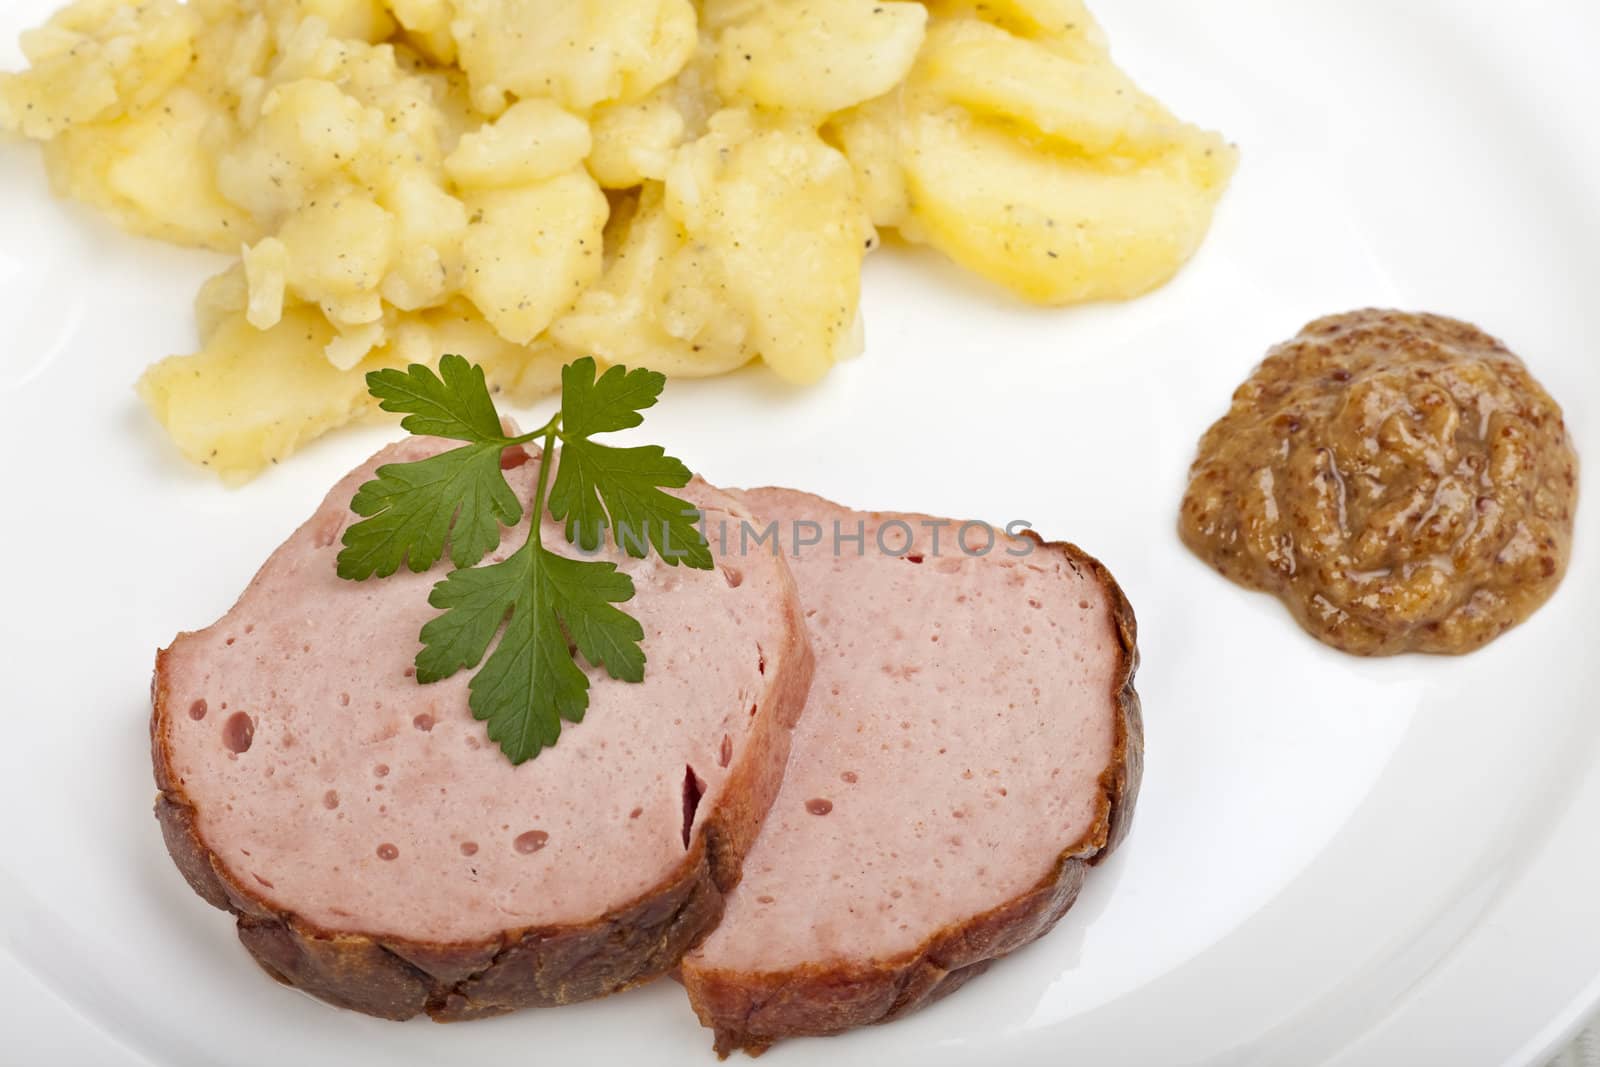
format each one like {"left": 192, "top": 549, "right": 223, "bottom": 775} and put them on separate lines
{"left": 1180, "top": 310, "right": 1578, "bottom": 656}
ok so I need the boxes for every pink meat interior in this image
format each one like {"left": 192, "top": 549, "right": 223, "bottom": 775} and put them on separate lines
{"left": 689, "top": 489, "right": 1120, "bottom": 974}
{"left": 159, "top": 440, "right": 792, "bottom": 944}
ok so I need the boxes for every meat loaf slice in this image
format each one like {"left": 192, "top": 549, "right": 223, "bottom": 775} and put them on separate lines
{"left": 680, "top": 489, "right": 1142, "bottom": 1055}
{"left": 151, "top": 438, "right": 813, "bottom": 1021}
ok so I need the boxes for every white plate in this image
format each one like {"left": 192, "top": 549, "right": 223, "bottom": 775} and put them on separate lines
{"left": 2, "top": 1, "right": 1597, "bottom": 1064}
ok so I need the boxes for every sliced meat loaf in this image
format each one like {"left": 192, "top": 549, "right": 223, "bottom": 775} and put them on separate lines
{"left": 151, "top": 438, "right": 814, "bottom": 1021}
{"left": 680, "top": 488, "right": 1142, "bottom": 1055}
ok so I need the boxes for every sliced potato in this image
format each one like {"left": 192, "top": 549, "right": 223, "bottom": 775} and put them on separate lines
{"left": 665, "top": 112, "right": 870, "bottom": 384}
{"left": 584, "top": 37, "right": 723, "bottom": 189}
{"left": 0, "top": 0, "right": 198, "bottom": 138}
{"left": 325, "top": 319, "right": 389, "bottom": 371}
{"left": 217, "top": 77, "right": 384, "bottom": 224}
{"left": 451, "top": 0, "right": 696, "bottom": 113}
{"left": 384, "top": 0, "right": 449, "bottom": 26}
{"left": 242, "top": 237, "right": 290, "bottom": 330}
{"left": 277, "top": 188, "right": 397, "bottom": 324}
{"left": 42, "top": 84, "right": 258, "bottom": 251}
{"left": 900, "top": 107, "right": 1235, "bottom": 304}
{"left": 376, "top": 170, "right": 469, "bottom": 311}
{"left": 923, "top": 0, "right": 1108, "bottom": 58}
{"left": 263, "top": 0, "right": 396, "bottom": 43}
{"left": 715, "top": 0, "right": 927, "bottom": 115}
{"left": 618, "top": 0, "right": 700, "bottom": 107}
{"left": 911, "top": 19, "right": 1179, "bottom": 159}
{"left": 195, "top": 263, "right": 250, "bottom": 345}
{"left": 826, "top": 88, "right": 911, "bottom": 229}
{"left": 588, "top": 92, "right": 686, "bottom": 188}
{"left": 398, "top": 24, "right": 457, "bottom": 67}
{"left": 444, "top": 98, "right": 592, "bottom": 190}
{"left": 697, "top": 0, "right": 765, "bottom": 33}
{"left": 460, "top": 169, "right": 609, "bottom": 344}
{"left": 553, "top": 184, "right": 754, "bottom": 378}
{"left": 137, "top": 305, "right": 381, "bottom": 483}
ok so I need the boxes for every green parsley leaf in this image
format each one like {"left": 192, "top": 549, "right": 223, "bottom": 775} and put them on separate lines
{"left": 542, "top": 550, "right": 646, "bottom": 683}
{"left": 339, "top": 446, "right": 521, "bottom": 579}
{"left": 368, "top": 354, "right": 507, "bottom": 441}
{"left": 338, "top": 353, "right": 710, "bottom": 764}
{"left": 548, "top": 359, "right": 714, "bottom": 569}
{"left": 336, "top": 355, "right": 522, "bottom": 579}
{"left": 549, "top": 441, "right": 712, "bottom": 567}
{"left": 418, "top": 543, "right": 641, "bottom": 763}
{"left": 559, "top": 359, "right": 667, "bottom": 436}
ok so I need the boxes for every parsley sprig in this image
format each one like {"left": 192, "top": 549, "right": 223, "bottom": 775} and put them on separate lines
{"left": 337, "top": 355, "right": 713, "bottom": 764}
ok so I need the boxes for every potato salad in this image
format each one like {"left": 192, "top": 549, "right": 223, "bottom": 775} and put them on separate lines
{"left": 1, "top": 0, "right": 1235, "bottom": 480}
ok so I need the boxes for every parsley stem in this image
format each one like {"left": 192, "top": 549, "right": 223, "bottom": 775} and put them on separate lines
{"left": 527, "top": 421, "right": 560, "bottom": 543}
{"left": 508, "top": 413, "right": 561, "bottom": 448}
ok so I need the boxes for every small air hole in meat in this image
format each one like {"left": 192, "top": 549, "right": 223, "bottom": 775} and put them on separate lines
{"left": 756, "top": 895, "right": 776, "bottom": 905}
{"left": 188, "top": 699, "right": 208, "bottom": 721}
{"left": 514, "top": 830, "right": 549, "bottom": 854}
{"left": 323, "top": 790, "right": 339, "bottom": 810}
{"left": 629, "top": 807, "right": 643, "bottom": 819}
{"left": 460, "top": 842, "right": 478, "bottom": 856}
{"left": 374, "top": 764, "right": 389, "bottom": 778}
{"left": 338, "top": 692, "right": 351, "bottom": 707}
{"left": 905, "top": 554, "right": 924, "bottom": 564}
{"left": 757, "top": 651, "right": 766, "bottom": 675}
{"left": 377, "top": 843, "right": 399, "bottom": 861}
{"left": 253, "top": 874, "right": 274, "bottom": 889}
{"left": 719, "top": 734, "right": 733, "bottom": 768}
{"left": 748, "top": 703, "right": 758, "bottom": 718}
{"left": 222, "top": 712, "right": 254, "bottom": 754}
{"left": 841, "top": 770, "right": 858, "bottom": 784}
{"left": 403, "top": 666, "right": 415, "bottom": 678}
{"left": 413, "top": 714, "right": 434, "bottom": 732}
{"left": 224, "top": 637, "right": 235, "bottom": 646}
{"left": 721, "top": 565, "right": 743, "bottom": 588}
{"left": 682, "top": 765, "right": 707, "bottom": 848}
{"left": 806, "top": 798, "right": 834, "bottom": 816}
{"left": 1078, "top": 599, "right": 1091, "bottom": 610}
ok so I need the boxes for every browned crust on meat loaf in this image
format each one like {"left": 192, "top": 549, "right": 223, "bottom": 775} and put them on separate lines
{"left": 150, "top": 589, "right": 815, "bottom": 1022}
{"left": 682, "top": 506, "right": 1143, "bottom": 1057}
